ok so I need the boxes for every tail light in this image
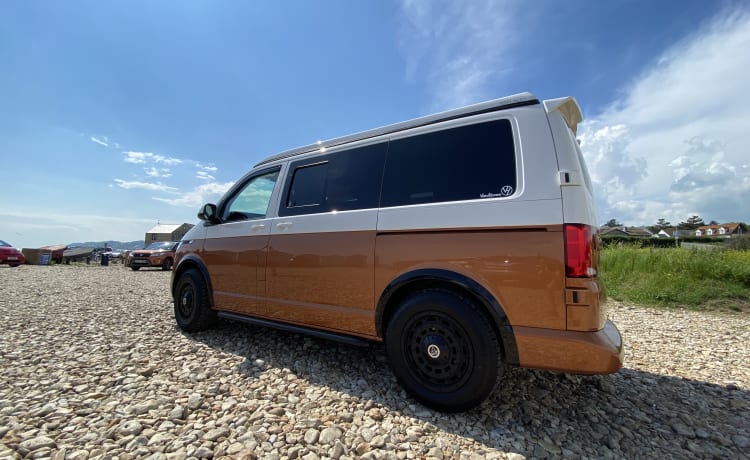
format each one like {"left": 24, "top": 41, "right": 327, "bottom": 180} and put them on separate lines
{"left": 565, "top": 224, "right": 596, "bottom": 277}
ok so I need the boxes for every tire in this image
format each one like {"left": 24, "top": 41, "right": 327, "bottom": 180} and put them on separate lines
{"left": 131, "top": 266, "right": 140, "bottom": 271}
{"left": 9, "top": 264, "right": 19, "bottom": 268}
{"left": 385, "top": 288, "right": 503, "bottom": 412}
{"left": 174, "top": 268, "right": 216, "bottom": 332}
{"left": 162, "top": 258, "right": 174, "bottom": 271}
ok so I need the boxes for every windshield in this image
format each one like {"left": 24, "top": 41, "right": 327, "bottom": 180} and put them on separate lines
{"left": 0, "top": 240, "right": 10, "bottom": 247}
{"left": 145, "top": 241, "right": 176, "bottom": 251}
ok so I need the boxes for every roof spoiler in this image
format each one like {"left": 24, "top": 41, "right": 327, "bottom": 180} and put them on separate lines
{"left": 543, "top": 97, "right": 583, "bottom": 135}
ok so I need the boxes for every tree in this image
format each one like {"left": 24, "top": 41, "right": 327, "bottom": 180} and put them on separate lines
{"left": 605, "top": 218, "right": 622, "bottom": 228}
{"left": 708, "top": 220, "right": 719, "bottom": 225}
{"left": 656, "top": 218, "right": 671, "bottom": 228}
{"left": 655, "top": 218, "right": 672, "bottom": 229}
{"left": 677, "top": 215, "right": 705, "bottom": 230}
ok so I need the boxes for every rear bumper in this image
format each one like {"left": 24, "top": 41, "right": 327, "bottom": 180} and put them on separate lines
{"left": 514, "top": 320, "right": 623, "bottom": 374}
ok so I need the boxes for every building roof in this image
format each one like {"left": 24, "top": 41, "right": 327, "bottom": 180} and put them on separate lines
{"left": 147, "top": 223, "right": 188, "bottom": 234}
{"left": 599, "top": 226, "right": 653, "bottom": 237}
{"left": 697, "top": 223, "right": 742, "bottom": 234}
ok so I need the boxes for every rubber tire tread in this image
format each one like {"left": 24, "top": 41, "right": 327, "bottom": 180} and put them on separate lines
{"left": 162, "top": 258, "right": 173, "bottom": 271}
{"left": 174, "top": 268, "right": 217, "bottom": 332}
{"left": 385, "top": 288, "right": 503, "bottom": 412}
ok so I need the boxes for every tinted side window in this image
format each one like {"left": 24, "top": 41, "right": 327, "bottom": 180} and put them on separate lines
{"left": 380, "top": 119, "right": 516, "bottom": 207}
{"left": 280, "top": 142, "right": 387, "bottom": 216}
{"left": 221, "top": 169, "right": 280, "bottom": 222}
{"left": 287, "top": 162, "right": 328, "bottom": 208}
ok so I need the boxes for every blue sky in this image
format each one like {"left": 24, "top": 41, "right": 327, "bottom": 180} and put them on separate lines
{"left": 1, "top": 1, "right": 748, "bottom": 248}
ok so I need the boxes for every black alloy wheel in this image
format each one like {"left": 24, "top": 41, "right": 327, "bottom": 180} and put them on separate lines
{"left": 385, "top": 288, "right": 503, "bottom": 412}
{"left": 174, "top": 268, "right": 216, "bottom": 332}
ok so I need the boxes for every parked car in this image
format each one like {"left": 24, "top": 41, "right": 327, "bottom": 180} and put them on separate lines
{"left": 0, "top": 240, "right": 25, "bottom": 267}
{"left": 128, "top": 241, "right": 178, "bottom": 270}
{"left": 102, "top": 248, "right": 123, "bottom": 259}
{"left": 171, "top": 92, "right": 623, "bottom": 412}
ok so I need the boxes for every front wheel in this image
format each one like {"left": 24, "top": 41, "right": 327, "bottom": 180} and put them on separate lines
{"left": 131, "top": 266, "right": 140, "bottom": 271}
{"left": 162, "top": 258, "right": 174, "bottom": 271}
{"left": 174, "top": 268, "right": 216, "bottom": 332}
{"left": 385, "top": 288, "right": 503, "bottom": 412}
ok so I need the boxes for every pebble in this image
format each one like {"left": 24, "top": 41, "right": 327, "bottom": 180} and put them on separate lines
{"left": 0, "top": 268, "right": 747, "bottom": 460}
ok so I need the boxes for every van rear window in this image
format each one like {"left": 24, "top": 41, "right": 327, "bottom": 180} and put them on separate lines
{"left": 380, "top": 119, "right": 516, "bottom": 207}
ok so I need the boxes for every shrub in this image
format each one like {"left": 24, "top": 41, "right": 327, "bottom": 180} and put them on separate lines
{"left": 726, "top": 235, "right": 750, "bottom": 251}
{"left": 600, "top": 246, "right": 750, "bottom": 309}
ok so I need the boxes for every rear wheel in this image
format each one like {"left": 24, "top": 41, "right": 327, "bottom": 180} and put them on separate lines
{"left": 385, "top": 288, "right": 502, "bottom": 412}
{"left": 174, "top": 268, "right": 216, "bottom": 332}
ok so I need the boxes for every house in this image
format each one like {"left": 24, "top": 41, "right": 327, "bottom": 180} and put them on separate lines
{"left": 144, "top": 223, "right": 194, "bottom": 244}
{"left": 695, "top": 223, "right": 744, "bottom": 237}
{"left": 599, "top": 226, "right": 653, "bottom": 238}
{"left": 655, "top": 228, "right": 677, "bottom": 238}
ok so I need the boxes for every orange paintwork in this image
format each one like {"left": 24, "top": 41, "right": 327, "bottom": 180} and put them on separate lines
{"left": 192, "top": 225, "right": 622, "bottom": 375}
{"left": 514, "top": 320, "right": 623, "bottom": 374}
{"left": 375, "top": 228, "right": 568, "bottom": 330}
{"left": 201, "top": 233, "right": 268, "bottom": 316}
{"left": 265, "top": 231, "right": 376, "bottom": 335}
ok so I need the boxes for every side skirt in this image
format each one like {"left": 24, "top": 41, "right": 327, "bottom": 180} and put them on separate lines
{"left": 216, "top": 311, "right": 372, "bottom": 348}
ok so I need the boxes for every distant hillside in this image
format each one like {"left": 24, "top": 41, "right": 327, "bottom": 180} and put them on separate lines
{"left": 68, "top": 240, "right": 145, "bottom": 250}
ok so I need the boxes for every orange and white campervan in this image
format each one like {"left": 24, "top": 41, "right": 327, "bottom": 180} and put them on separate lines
{"left": 172, "top": 93, "right": 623, "bottom": 412}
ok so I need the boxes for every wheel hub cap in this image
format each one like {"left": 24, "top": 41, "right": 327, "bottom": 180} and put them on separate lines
{"left": 423, "top": 335, "right": 448, "bottom": 362}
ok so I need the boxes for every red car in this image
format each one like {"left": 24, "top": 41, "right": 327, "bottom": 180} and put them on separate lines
{"left": 0, "top": 240, "right": 25, "bottom": 267}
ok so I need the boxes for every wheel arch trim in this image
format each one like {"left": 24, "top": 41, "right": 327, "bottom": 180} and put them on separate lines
{"left": 376, "top": 268, "right": 519, "bottom": 365}
{"left": 172, "top": 255, "right": 213, "bottom": 307}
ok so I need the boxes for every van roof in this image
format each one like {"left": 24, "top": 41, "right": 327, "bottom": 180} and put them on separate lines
{"left": 255, "top": 92, "right": 540, "bottom": 167}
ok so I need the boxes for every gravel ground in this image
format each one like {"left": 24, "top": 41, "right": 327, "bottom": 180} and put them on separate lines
{"left": 0, "top": 265, "right": 748, "bottom": 460}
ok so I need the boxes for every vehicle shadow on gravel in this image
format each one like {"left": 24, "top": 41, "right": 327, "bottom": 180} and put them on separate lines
{"left": 187, "top": 320, "right": 750, "bottom": 459}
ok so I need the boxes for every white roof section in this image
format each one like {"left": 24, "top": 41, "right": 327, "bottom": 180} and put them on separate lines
{"left": 255, "top": 92, "right": 540, "bottom": 167}
{"left": 147, "top": 224, "right": 185, "bottom": 234}
{"left": 543, "top": 97, "right": 583, "bottom": 135}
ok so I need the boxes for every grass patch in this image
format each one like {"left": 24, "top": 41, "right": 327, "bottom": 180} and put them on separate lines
{"left": 600, "top": 246, "right": 750, "bottom": 311}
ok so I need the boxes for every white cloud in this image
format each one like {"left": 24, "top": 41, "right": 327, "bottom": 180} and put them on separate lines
{"left": 145, "top": 167, "right": 172, "bottom": 178}
{"left": 398, "top": 0, "right": 520, "bottom": 110}
{"left": 124, "top": 151, "right": 148, "bottom": 164}
{"left": 196, "top": 170, "right": 215, "bottom": 181}
{"left": 580, "top": 9, "right": 750, "bottom": 226}
{"left": 154, "top": 181, "right": 234, "bottom": 208}
{"left": 196, "top": 163, "right": 218, "bottom": 173}
{"left": 114, "top": 179, "right": 178, "bottom": 192}
{"left": 123, "top": 151, "right": 183, "bottom": 166}
{"left": 90, "top": 136, "right": 109, "bottom": 147}
{"left": 0, "top": 211, "right": 159, "bottom": 249}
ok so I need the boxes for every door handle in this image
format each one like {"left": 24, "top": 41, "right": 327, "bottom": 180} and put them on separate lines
{"left": 276, "top": 222, "right": 293, "bottom": 229}
{"left": 251, "top": 224, "right": 265, "bottom": 231}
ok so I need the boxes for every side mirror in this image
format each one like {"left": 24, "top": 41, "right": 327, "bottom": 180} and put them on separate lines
{"left": 198, "top": 203, "right": 219, "bottom": 223}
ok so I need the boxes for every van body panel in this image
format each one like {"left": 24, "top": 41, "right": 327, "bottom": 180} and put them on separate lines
{"left": 376, "top": 198, "right": 563, "bottom": 232}
{"left": 266, "top": 221, "right": 377, "bottom": 334}
{"left": 171, "top": 92, "right": 623, "bottom": 412}
{"left": 514, "top": 320, "right": 623, "bottom": 373}
{"left": 546, "top": 111, "right": 597, "bottom": 227}
{"left": 375, "top": 229, "right": 567, "bottom": 329}
{"left": 202, "top": 224, "right": 270, "bottom": 316}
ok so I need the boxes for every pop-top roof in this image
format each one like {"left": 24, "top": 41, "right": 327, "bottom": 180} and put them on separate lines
{"left": 255, "top": 92, "right": 541, "bottom": 167}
